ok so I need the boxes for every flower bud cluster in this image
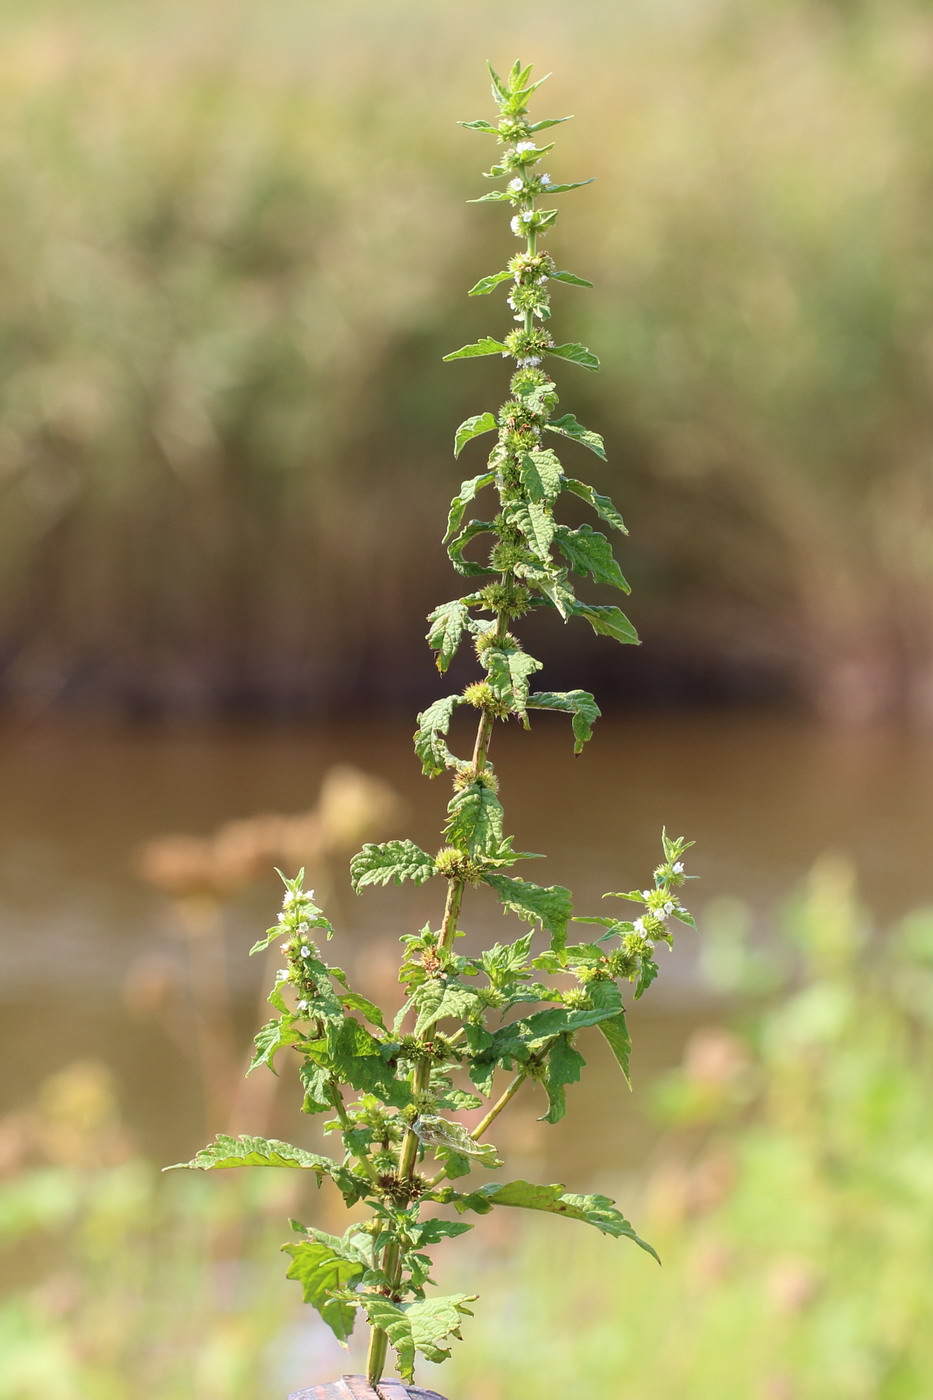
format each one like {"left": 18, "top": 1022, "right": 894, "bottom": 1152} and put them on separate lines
{"left": 275, "top": 883, "right": 324, "bottom": 1014}
{"left": 504, "top": 325, "right": 552, "bottom": 368}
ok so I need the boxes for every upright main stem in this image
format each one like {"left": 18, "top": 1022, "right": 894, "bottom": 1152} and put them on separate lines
{"left": 366, "top": 221, "right": 537, "bottom": 1389}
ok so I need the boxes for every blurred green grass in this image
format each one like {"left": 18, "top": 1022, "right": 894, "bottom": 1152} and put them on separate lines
{"left": 4, "top": 859, "right": 933, "bottom": 1398}
{"left": 1, "top": 0, "right": 932, "bottom": 717}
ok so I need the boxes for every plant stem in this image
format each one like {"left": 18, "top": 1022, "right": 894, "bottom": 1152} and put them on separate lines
{"left": 427, "top": 1069, "right": 528, "bottom": 1190}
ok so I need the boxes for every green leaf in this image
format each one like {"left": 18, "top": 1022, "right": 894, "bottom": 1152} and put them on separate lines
{"left": 598, "top": 1011, "right": 632, "bottom": 1088}
{"left": 165, "top": 1135, "right": 339, "bottom": 1177}
{"left": 483, "top": 644, "right": 543, "bottom": 717}
{"left": 448, "top": 520, "right": 496, "bottom": 578}
{"left": 339, "top": 991, "right": 387, "bottom": 1032}
{"left": 355, "top": 1294, "right": 476, "bottom": 1383}
{"left": 426, "top": 598, "right": 472, "bottom": 671}
{"left": 444, "top": 473, "right": 495, "bottom": 542}
{"left": 542, "top": 179, "right": 595, "bottom": 194}
{"left": 555, "top": 524, "right": 630, "bottom": 593}
{"left": 529, "top": 116, "right": 572, "bottom": 132}
{"left": 468, "top": 269, "right": 512, "bottom": 296}
{"left": 467, "top": 190, "right": 511, "bottom": 203}
{"left": 549, "top": 268, "right": 593, "bottom": 288}
{"left": 545, "top": 413, "right": 606, "bottom": 460}
{"left": 485, "top": 874, "right": 572, "bottom": 948}
{"left": 445, "top": 782, "right": 504, "bottom": 857}
{"left": 562, "top": 477, "right": 627, "bottom": 534}
{"left": 459, "top": 119, "right": 500, "bottom": 134}
{"left": 454, "top": 413, "right": 497, "bottom": 458}
{"left": 486, "top": 61, "right": 510, "bottom": 102}
{"left": 547, "top": 342, "right": 600, "bottom": 371}
{"left": 283, "top": 1230, "right": 366, "bottom": 1345}
{"left": 249, "top": 1016, "right": 302, "bottom": 1075}
{"left": 443, "top": 1179, "right": 658, "bottom": 1261}
{"left": 526, "top": 689, "right": 601, "bottom": 753}
{"left": 541, "top": 1033, "right": 586, "bottom": 1124}
{"left": 572, "top": 601, "right": 640, "bottom": 646}
{"left": 414, "top": 694, "right": 464, "bottom": 777}
{"left": 412, "top": 980, "right": 483, "bottom": 1037}
{"left": 508, "top": 498, "right": 555, "bottom": 560}
{"left": 443, "top": 338, "right": 507, "bottom": 362}
{"left": 350, "top": 840, "right": 435, "bottom": 893}
{"left": 519, "top": 448, "right": 563, "bottom": 504}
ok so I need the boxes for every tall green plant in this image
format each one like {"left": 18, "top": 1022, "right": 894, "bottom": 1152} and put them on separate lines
{"left": 170, "top": 60, "right": 694, "bottom": 1390}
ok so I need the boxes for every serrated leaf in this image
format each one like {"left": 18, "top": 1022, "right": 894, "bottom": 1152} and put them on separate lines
{"left": 414, "top": 694, "right": 464, "bottom": 777}
{"left": 413, "top": 980, "right": 483, "bottom": 1037}
{"left": 519, "top": 448, "right": 563, "bottom": 503}
{"left": 487, "top": 61, "right": 510, "bottom": 102}
{"left": 541, "top": 1033, "right": 586, "bottom": 1124}
{"left": 442, "top": 1179, "right": 658, "bottom": 1260}
{"left": 485, "top": 874, "right": 572, "bottom": 948}
{"left": 444, "top": 472, "right": 495, "bottom": 542}
{"left": 468, "top": 269, "right": 512, "bottom": 296}
{"left": 546, "top": 413, "right": 605, "bottom": 459}
{"left": 483, "top": 645, "right": 542, "bottom": 717}
{"left": 249, "top": 1016, "right": 302, "bottom": 1075}
{"left": 426, "top": 598, "right": 472, "bottom": 671}
{"left": 448, "top": 520, "right": 496, "bottom": 578}
{"left": 355, "top": 1294, "right": 476, "bottom": 1383}
{"left": 350, "top": 840, "right": 435, "bottom": 893}
{"left": 598, "top": 1011, "right": 632, "bottom": 1087}
{"left": 508, "top": 497, "right": 555, "bottom": 559}
{"left": 454, "top": 413, "right": 497, "bottom": 458}
{"left": 562, "top": 477, "right": 627, "bottom": 533}
{"left": 443, "top": 338, "right": 507, "bottom": 362}
{"left": 555, "top": 524, "right": 630, "bottom": 593}
{"left": 339, "top": 991, "right": 387, "bottom": 1031}
{"left": 283, "top": 1230, "right": 366, "bottom": 1345}
{"left": 526, "top": 689, "right": 601, "bottom": 753}
{"left": 547, "top": 342, "right": 600, "bottom": 371}
{"left": 166, "top": 1135, "right": 338, "bottom": 1177}
{"left": 572, "top": 601, "right": 640, "bottom": 645}
{"left": 445, "top": 782, "right": 504, "bottom": 857}
{"left": 549, "top": 268, "right": 593, "bottom": 287}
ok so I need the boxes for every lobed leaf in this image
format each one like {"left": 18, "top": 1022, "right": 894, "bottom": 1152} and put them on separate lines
{"left": 546, "top": 412, "right": 606, "bottom": 459}
{"left": 483, "top": 644, "right": 542, "bottom": 717}
{"left": 426, "top": 598, "right": 472, "bottom": 671}
{"left": 541, "top": 1033, "right": 586, "bottom": 1124}
{"left": 355, "top": 1294, "right": 476, "bottom": 1383}
{"left": 562, "top": 477, "right": 627, "bottom": 533}
{"left": 519, "top": 448, "right": 563, "bottom": 503}
{"left": 485, "top": 874, "right": 572, "bottom": 948}
{"left": 526, "top": 689, "right": 601, "bottom": 753}
{"left": 555, "top": 524, "right": 630, "bottom": 593}
{"left": 166, "top": 1134, "right": 338, "bottom": 1177}
{"left": 283, "top": 1229, "right": 366, "bottom": 1345}
{"left": 414, "top": 694, "right": 465, "bottom": 777}
{"left": 445, "top": 782, "right": 505, "bottom": 857}
{"left": 350, "top": 840, "right": 436, "bottom": 893}
{"left": 507, "top": 497, "right": 555, "bottom": 560}
{"left": 442, "top": 1179, "right": 658, "bottom": 1260}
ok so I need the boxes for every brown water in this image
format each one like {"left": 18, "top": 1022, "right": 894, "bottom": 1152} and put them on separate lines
{"left": 2, "top": 712, "right": 931, "bottom": 1183}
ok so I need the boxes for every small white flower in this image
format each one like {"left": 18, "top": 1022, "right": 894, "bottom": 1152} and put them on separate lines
{"left": 642, "top": 890, "right": 654, "bottom": 901}
{"left": 297, "top": 920, "right": 310, "bottom": 933}
{"left": 506, "top": 294, "right": 516, "bottom": 309}
{"left": 517, "top": 356, "right": 541, "bottom": 367}
{"left": 520, "top": 210, "right": 534, "bottom": 222}
{"left": 662, "top": 901, "right": 676, "bottom": 917}
{"left": 276, "top": 969, "right": 289, "bottom": 980}
{"left": 279, "top": 942, "right": 289, "bottom": 954}
{"left": 537, "top": 275, "right": 548, "bottom": 285}
{"left": 672, "top": 861, "right": 684, "bottom": 874}
{"left": 515, "top": 141, "right": 535, "bottom": 153}
{"left": 514, "top": 313, "right": 523, "bottom": 321}
{"left": 277, "top": 912, "right": 287, "bottom": 924}
{"left": 508, "top": 177, "right": 524, "bottom": 193}
{"left": 300, "top": 945, "right": 311, "bottom": 957}
{"left": 539, "top": 173, "right": 551, "bottom": 185}
{"left": 297, "top": 999, "right": 309, "bottom": 1011}
{"left": 632, "top": 918, "right": 647, "bottom": 936}
{"left": 510, "top": 215, "right": 522, "bottom": 235}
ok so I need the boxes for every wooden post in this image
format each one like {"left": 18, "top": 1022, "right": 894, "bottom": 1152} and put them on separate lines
{"left": 288, "top": 1376, "right": 448, "bottom": 1400}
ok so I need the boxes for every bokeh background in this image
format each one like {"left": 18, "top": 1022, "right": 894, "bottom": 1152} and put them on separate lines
{"left": 3, "top": 1, "right": 933, "bottom": 1397}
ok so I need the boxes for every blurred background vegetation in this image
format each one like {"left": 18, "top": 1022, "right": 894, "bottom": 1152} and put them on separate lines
{"left": 2, "top": 0, "right": 933, "bottom": 1395}
{"left": 3, "top": 0, "right": 933, "bottom": 719}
